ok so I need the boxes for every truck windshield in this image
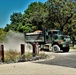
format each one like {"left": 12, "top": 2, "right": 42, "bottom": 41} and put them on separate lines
{"left": 52, "top": 31, "right": 62, "bottom": 35}
{"left": 48, "top": 30, "right": 62, "bottom": 36}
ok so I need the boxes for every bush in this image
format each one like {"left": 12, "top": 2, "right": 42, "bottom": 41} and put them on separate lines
{"left": 25, "top": 52, "right": 33, "bottom": 60}
{"left": 39, "top": 52, "right": 48, "bottom": 59}
{"left": 4, "top": 50, "right": 48, "bottom": 63}
{"left": 4, "top": 50, "right": 21, "bottom": 63}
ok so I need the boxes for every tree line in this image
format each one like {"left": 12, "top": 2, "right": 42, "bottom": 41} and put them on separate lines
{"left": 0, "top": 0, "right": 76, "bottom": 40}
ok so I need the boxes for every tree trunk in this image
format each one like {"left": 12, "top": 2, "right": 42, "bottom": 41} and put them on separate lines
{"left": 60, "top": 25, "right": 64, "bottom": 32}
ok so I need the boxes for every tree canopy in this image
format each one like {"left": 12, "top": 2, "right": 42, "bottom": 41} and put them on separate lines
{"left": 4, "top": 0, "right": 76, "bottom": 38}
{"left": 0, "top": 28, "right": 6, "bottom": 42}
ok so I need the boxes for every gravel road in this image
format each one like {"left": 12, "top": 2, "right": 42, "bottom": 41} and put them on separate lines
{"left": 0, "top": 61, "right": 76, "bottom": 75}
{"left": 0, "top": 49, "right": 76, "bottom": 75}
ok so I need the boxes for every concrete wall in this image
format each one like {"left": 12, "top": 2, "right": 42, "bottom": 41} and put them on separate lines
{"left": 1, "top": 31, "right": 33, "bottom": 53}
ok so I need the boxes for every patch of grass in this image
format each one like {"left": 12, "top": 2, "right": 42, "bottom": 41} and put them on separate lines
{"left": 70, "top": 44, "right": 76, "bottom": 50}
{"left": 39, "top": 52, "right": 48, "bottom": 59}
{"left": 4, "top": 50, "right": 48, "bottom": 63}
{"left": 25, "top": 52, "right": 33, "bottom": 60}
{"left": 70, "top": 47, "right": 76, "bottom": 50}
{"left": 4, "top": 50, "right": 21, "bottom": 63}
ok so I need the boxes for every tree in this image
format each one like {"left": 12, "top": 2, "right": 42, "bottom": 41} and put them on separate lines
{"left": 4, "top": 12, "right": 23, "bottom": 32}
{"left": 0, "top": 29, "right": 6, "bottom": 43}
{"left": 10, "top": 12, "right": 23, "bottom": 24}
{"left": 4, "top": 0, "right": 76, "bottom": 38}
{"left": 24, "top": 2, "right": 48, "bottom": 30}
{"left": 20, "top": 24, "right": 37, "bottom": 33}
{"left": 46, "top": 0, "right": 76, "bottom": 33}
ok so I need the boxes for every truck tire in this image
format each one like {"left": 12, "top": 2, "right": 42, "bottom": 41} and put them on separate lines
{"left": 63, "top": 47, "right": 70, "bottom": 52}
{"left": 52, "top": 45, "right": 60, "bottom": 53}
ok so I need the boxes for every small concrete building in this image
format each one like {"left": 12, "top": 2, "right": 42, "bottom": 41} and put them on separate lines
{"left": 2, "top": 31, "right": 33, "bottom": 53}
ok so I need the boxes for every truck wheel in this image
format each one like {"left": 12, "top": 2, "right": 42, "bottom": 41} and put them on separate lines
{"left": 63, "top": 47, "right": 70, "bottom": 52}
{"left": 52, "top": 45, "right": 60, "bottom": 53}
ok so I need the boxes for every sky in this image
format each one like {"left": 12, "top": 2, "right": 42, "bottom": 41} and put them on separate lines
{"left": 0, "top": 0, "right": 47, "bottom": 28}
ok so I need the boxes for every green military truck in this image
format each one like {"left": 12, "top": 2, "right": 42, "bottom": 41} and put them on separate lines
{"left": 25, "top": 30, "right": 70, "bottom": 52}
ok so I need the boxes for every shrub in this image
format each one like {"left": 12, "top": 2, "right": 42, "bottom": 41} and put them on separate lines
{"left": 25, "top": 52, "right": 33, "bottom": 60}
{"left": 4, "top": 50, "right": 21, "bottom": 63}
{"left": 39, "top": 52, "right": 48, "bottom": 59}
{"left": 4, "top": 50, "right": 48, "bottom": 63}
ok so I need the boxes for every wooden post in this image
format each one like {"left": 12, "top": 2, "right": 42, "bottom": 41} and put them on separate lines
{"left": 32, "top": 43, "right": 36, "bottom": 57}
{"left": 1, "top": 45, "right": 4, "bottom": 62}
{"left": 21, "top": 44, "right": 25, "bottom": 55}
{"left": 36, "top": 43, "right": 39, "bottom": 55}
{"left": 32, "top": 43, "right": 39, "bottom": 57}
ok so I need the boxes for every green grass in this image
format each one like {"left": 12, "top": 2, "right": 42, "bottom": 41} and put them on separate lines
{"left": 70, "top": 47, "right": 76, "bottom": 50}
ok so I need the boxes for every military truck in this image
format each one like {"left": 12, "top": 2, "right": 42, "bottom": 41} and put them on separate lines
{"left": 25, "top": 29, "right": 70, "bottom": 52}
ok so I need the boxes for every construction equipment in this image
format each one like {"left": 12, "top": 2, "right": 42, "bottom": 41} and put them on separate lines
{"left": 25, "top": 29, "right": 70, "bottom": 53}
